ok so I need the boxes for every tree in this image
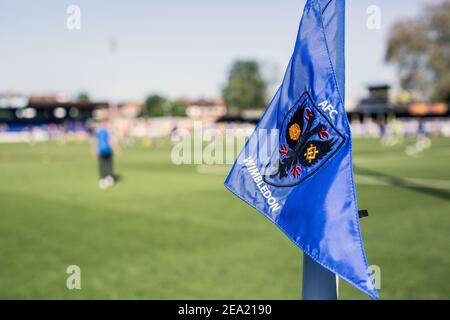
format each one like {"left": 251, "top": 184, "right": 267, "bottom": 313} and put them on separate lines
{"left": 77, "top": 91, "right": 90, "bottom": 103}
{"left": 386, "top": 0, "right": 450, "bottom": 102}
{"left": 222, "top": 60, "right": 267, "bottom": 113}
{"left": 142, "top": 94, "right": 167, "bottom": 117}
{"left": 170, "top": 101, "right": 187, "bottom": 117}
{"left": 141, "top": 95, "right": 187, "bottom": 117}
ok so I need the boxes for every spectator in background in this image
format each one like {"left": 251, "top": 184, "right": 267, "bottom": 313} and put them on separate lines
{"left": 93, "top": 118, "right": 117, "bottom": 189}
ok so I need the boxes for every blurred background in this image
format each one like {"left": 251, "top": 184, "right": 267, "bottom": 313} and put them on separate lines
{"left": 0, "top": 0, "right": 449, "bottom": 299}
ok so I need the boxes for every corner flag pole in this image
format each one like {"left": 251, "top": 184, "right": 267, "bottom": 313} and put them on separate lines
{"left": 302, "top": 210, "right": 368, "bottom": 299}
{"left": 302, "top": 254, "right": 338, "bottom": 300}
{"left": 300, "top": 0, "right": 345, "bottom": 300}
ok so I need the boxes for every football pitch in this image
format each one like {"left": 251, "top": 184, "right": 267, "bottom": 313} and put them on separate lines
{"left": 0, "top": 137, "right": 449, "bottom": 299}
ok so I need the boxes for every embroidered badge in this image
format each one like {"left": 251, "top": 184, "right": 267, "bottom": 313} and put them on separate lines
{"left": 263, "top": 92, "right": 345, "bottom": 187}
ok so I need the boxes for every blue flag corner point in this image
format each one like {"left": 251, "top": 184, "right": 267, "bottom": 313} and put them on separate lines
{"left": 224, "top": 0, "right": 379, "bottom": 300}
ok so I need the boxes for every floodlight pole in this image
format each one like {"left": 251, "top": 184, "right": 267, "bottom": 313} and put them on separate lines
{"left": 302, "top": 254, "right": 338, "bottom": 300}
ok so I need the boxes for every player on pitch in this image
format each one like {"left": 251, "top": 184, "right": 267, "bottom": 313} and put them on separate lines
{"left": 92, "top": 117, "right": 118, "bottom": 189}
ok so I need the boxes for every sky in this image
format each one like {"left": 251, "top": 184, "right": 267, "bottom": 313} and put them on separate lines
{"left": 0, "top": 0, "right": 434, "bottom": 106}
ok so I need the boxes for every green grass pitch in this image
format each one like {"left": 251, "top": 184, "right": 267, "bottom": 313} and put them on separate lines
{"left": 0, "top": 137, "right": 449, "bottom": 299}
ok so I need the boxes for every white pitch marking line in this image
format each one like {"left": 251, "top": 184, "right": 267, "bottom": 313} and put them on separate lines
{"left": 355, "top": 175, "right": 450, "bottom": 190}
{"left": 196, "top": 165, "right": 450, "bottom": 190}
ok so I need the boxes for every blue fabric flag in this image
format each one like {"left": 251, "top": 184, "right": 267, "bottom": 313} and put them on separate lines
{"left": 224, "top": 0, "right": 379, "bottom": 299}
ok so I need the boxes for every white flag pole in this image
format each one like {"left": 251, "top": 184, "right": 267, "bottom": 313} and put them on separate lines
{"left": 302, "top": 254, "right": 338, "bottom": 300}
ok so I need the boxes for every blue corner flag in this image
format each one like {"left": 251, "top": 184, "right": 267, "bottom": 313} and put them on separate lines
{"left": 224, "top": 0, "right": 379, "bottom": 299}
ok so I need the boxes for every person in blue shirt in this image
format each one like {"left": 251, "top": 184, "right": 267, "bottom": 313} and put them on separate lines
{"left": 94, "top": 119, "right": 116, "bottom": 189}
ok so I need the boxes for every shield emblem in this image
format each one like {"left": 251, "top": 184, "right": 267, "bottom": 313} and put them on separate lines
{"left": 263, "top": 92, "right": 345, "bottom": 187}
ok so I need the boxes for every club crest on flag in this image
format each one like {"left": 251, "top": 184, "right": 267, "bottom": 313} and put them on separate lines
{"left": 263, "top": 92, "right": 345, "bottom": 187}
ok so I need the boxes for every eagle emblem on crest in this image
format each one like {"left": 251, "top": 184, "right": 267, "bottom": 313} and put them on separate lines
{"left": 263, "top": 92, "right": 345, "bottom": 187}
